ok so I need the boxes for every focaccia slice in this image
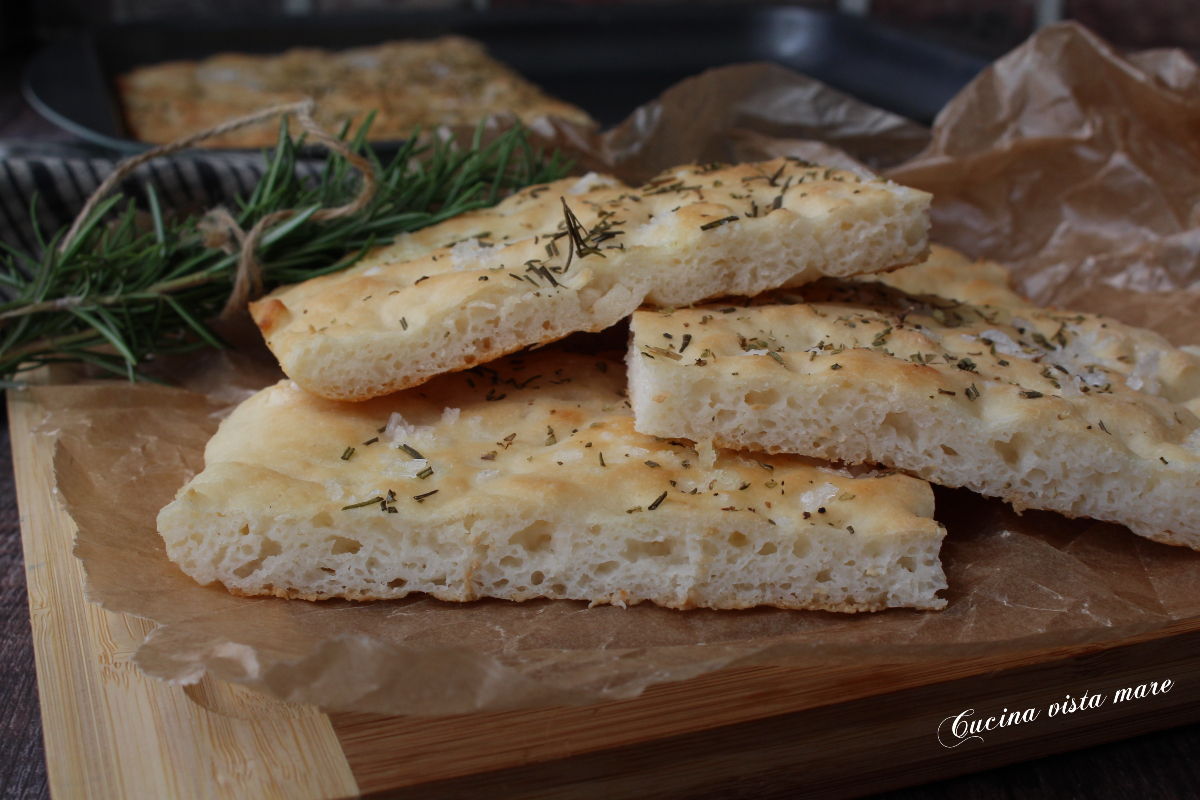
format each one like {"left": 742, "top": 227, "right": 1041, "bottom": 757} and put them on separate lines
{"left": 119, "top": 37, "right": 596, "bottom": 148}
{"left": 158, "top": 352, "right": 947, "bottom": 611}
{"left": 628, "top": 279, "right": 1200, "bottom": 548}
{"left": 858, "top": 244, "right": 1033, "bottom": 309}
{"left": 250, "top": 158, "right": 930, "bottom": 401}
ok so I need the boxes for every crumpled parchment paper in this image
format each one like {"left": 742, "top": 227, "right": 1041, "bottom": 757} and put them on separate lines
{"left": 49, "top": 21, "right": 1200, "bottom": 715}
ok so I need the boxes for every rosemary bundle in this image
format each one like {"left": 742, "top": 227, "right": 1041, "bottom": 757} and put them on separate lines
{"left": 0, "top": 120, "right": 570, "bottom": 386}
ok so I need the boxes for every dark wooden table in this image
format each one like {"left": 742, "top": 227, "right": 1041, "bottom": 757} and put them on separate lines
{"left": 3, "top": 45, "right": 1200, "bottom": 800}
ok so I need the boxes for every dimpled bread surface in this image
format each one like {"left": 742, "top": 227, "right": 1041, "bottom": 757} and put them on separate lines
{"left": 157, "top": 352, "right": 947, "bottom": 611}
{"left": 628, "top": 271, "right": 1200, "bottom": 548}
{"left": 119, "top": 37, "right": 596, "bottom": 148}
{"left": 250, "top": 158, "right": 930, "bottom": 401}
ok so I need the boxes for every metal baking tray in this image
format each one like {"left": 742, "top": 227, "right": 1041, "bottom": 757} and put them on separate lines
{"left": 23, "top": 5, "right": 989, "bottom": 155}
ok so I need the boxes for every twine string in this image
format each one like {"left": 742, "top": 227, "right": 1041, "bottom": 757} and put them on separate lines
{"left": 58, "top": 98, "right": 378, "bottom": 319}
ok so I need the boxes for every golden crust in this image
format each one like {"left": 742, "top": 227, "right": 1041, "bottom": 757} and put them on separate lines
{"left": 628, "top": 279, "right": 1200, "bottom": 547}
{"left": 249, "top": 297, "right": 290, "bottom": 338}
{"left": 860, "top": 244, "right": 1032, "bottom": 309}
{"left": 118, "top": 37, "right": 596, "bottom": 147}
{"left": 252, "top": 159, "right": 931, "bottom": 401}
{"left": 157, "top": 352, "right": 947, "bottom": 611}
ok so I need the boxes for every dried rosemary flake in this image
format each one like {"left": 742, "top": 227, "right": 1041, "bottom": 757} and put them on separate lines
{"left": 648, "top": 491, "right": 668, "bottom": 511}
{"left": 399, "top": 443, "right": 425, "bottom": 459}
{"left": 830, "top": 363, "right": 842, "bottom": 370}
{"left": 416, "top": 466, "right": 434, "bottom": 480}
{"left": 413, "top": 490, "right": 439, "bottom": 503}
{"left": 643, "top": 345, "right": 683, "bottom": 361}
{"left": 1098, "top": 419, "right": 1111, "bottom": 434}
{"left": 481, "top": 451, "right": 497, "bottom": 460}
{"left": 965, "top": 384, "right": 980, "bottom": 401}
{"left": 362, "top": 437, "right": 379, "bottom": 446}
{"left": 700, "top": 215, "right": 740, "bottom": 231}
{"left": 342, "top": 496, "right": 384, "bottom": 511}
{"left": 679, "top": 334, "right": 692, "bottom": 354}
{"left": 645, "top": 460, "right": 661, "bottom": 468}
{"left": 545, "top": 427, "right": 557, "bottom": 446}
{"left": 599, "top": 452, "right": 606, "bottom": 467}
{"left": 399, "top": 317, "right": 408, "bottom": 331}
{"left": 340, "top": 446, "right": 355, "bottom": 461}
{"left": 1019, "top": 390, "right": 1044, "bottom": 399}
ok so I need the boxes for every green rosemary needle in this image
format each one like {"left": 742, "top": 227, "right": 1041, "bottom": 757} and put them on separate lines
{"left": 0, "top": 117, "right": 570, "bottom": 385}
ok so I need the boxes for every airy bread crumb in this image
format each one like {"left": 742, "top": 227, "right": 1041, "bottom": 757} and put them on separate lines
{"left": 628, "top": 273, "right": 1200, "bottom": 548}
{"left": 158, "top": 352, "right": 947, "bottom": 611}
{"left": 251, "top": 158, "right": 930, "bottom": 401}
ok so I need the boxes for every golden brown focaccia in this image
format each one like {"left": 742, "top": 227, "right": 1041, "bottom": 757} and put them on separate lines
{"left": 158, "top": 352, "right": 947, "bottom": 611}
{"left": 118, "top": 37, "right": 595, "bottom": 148}
{"left": 628, "top": 278, "right": 1200, "bottom": 548}
{"left": 858, "top": 244, "right": 1032, "bottom": 309}
{"left": 250, "top": 158, "right": 931, "bottom": 401}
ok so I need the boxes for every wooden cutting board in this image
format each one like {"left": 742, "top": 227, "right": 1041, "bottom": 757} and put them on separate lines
{"left": 12, "top": 383, "right": 1200, "bottom": 800}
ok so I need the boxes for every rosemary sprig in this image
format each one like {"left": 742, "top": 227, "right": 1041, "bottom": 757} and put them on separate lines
{"left": 0, "top": 118, "right": 570, "bottom": 385}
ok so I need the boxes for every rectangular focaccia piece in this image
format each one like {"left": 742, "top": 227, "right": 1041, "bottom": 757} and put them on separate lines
{"left": 858, "top": 244, "right": 1033, "bottom": 309}
{"left": 250, "top": 158, "right": 930, "bottom": 401}
{"left": 158, "top": 352, "right": 947, "bottom": 611}
{"left": 119, "top": 37, "right": 597, "bottom": 148}
{"left": 628, "top": 275, "right": 1200, "bottom": 549}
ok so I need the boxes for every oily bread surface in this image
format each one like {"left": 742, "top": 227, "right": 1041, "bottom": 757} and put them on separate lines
{"left": 158, "top": 352, "right": 947, "bottom": 611}
{"left": 628, "top": 279, "right": 1200, "bottom": 547}
{"left": 251, "top": 159, "right": 931, "bottom": 400}
{"left": 118, "top": 36, "right": 595, "bottom": 148}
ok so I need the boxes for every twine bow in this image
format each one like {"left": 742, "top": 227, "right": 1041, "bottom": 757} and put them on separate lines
{"left": 59, "top": 99, "right": 378, "bottom": 320}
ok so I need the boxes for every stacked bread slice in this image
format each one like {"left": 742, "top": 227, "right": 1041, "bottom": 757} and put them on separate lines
{"left": 160, "top": 352, "right": 947, "bottom": 611}
{"left": 628, "top": 246, "right": 1200, "bottom": 548}
{"left": 160, "top": 157, "right": 958, "bottom": 611}
{"left": 249, "top": 160, "right": 930, "bottom": 401}
{"left": 162, "top": 157, "right": 1200, "bottom": 612}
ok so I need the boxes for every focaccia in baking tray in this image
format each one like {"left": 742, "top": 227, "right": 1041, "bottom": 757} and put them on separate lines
{"left": 117, "top": 36, "right": 597, "bottom": 148}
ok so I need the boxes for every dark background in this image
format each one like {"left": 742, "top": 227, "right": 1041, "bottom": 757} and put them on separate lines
{"left": 4, "top": 1, "right": 1200, "bottom": 798}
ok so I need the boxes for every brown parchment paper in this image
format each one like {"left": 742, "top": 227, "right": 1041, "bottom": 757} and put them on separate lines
{"left": 49, "top": 21, "right": 1200, "bottom": 716}
{"left": 887, "top": 22, "right": 1200, "bottom": 315}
